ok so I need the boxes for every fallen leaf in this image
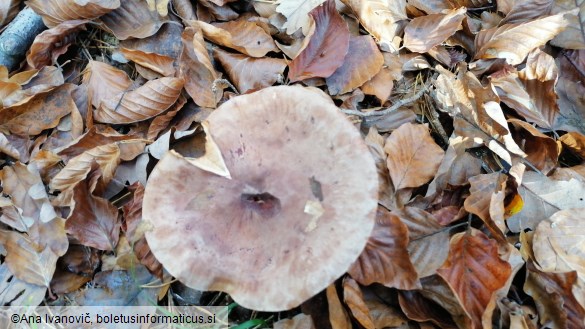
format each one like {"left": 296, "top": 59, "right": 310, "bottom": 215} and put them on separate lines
{"left": 524, "top": 262, "right": 585, "bottom": 329}
{"left": 99, "top": 0, "right": 163, "bottom": 40}
{"left": 273, "top": 313, "right": 316, "bottom": 329}
{"left": 506, "top": 171, "right": 585, "bottom": 232}
{"left": 348, "top": 207, "right": 420, "bottom": 289}
{"left": 190, "top": 19, "right": 277, "bottom": 57}
{"left": 560, "top": 131, "right": 585, "bottom": 158}
{"left": 384, "top": 123, "right": 444, "bottom": 190}
{"left": 0, "top": 230, "right": 59, "bottom": 287}
{"left": 342, "top": 277, "right": 375, "bottom": 329}
{"left": 27, "top": 20, "right": 88, "bottom": 69}
{"left": 276, "top": 0, "right": 326, "bottom": 35}
{"left": 178, "top": 27, "right": 219, "bottom": 108}
{"left": 214, "top": 48, "right": 286, "bottom": 94}
{"left": 403, "top": 7, "right": 466, "bottom": 53}
{"left": 533, "top": 208, "right": 585, "bottom": 278}
{"left": 119, "top": 48, "right": 175, "bottom": 77}
{"left": 66, "top": 167, "right": 121, "bottom": 251}
{"left": 550, "top": 0, "right": 585, "bottom": 49}
{"left": 326, "top": 284, "right": 352, "bottom": 329}
{"left": 27, "top": 0, "right": 119, "bottom": 27}
{"left": 0, "top": 84, "right": 75, "bottom": 136}
{"left": 475, "top": 12, "right": 570, "bottom": 65}
{"left": 288, "top": 0, "right": 350, "bottom": 82}
{"left": 437, "top": 229, "right": 512, "bottom": 329}
{"left": 340, "top": 0, "right": 407, "bottom": 52}
{"left": 82, "top": 60, "right": 132, "bottom": 109}
{"left": 499, "top": 0, "right": 555, "bottom": 25}
{"left": 94, "top": 77, "right": 184, "bottom": 124}
{"left": 326, "top": 35, "right": 384, "bottom": 95}
{"left": 398, "top": 290, "right": 458, "bottom": 329}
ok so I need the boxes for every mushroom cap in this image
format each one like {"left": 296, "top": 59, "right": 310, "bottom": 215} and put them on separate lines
{"left": 143, "top": 85, "right": 378, "bottom": 311}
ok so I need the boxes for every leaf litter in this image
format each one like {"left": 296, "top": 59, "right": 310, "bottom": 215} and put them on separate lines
{"left": 0, "top": 0, "right": 584, "bottom": 327}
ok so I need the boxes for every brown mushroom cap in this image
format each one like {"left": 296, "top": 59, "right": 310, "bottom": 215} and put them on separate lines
{"left": 143, "top": 85, "right": 378, "bottom": 311}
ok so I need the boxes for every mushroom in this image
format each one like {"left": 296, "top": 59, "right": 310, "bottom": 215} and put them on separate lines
{"left": 142, "top": 85, "right": 378, "bottom": 311}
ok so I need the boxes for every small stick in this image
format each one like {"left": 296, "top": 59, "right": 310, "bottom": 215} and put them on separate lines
{"left": 341, "top": 84, "right": 429, "bottom": 117}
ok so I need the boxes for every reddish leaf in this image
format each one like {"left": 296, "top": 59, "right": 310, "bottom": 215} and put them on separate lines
{"left": 349, "top": 207, "right": 420, "bottom": 289}
{"left": 342, "top": 277, "right": 375, "bottom": 329}
{"left": 437, "top": 229, "right": 512, "bottom": 329}
{"left": 66, "top": 168, "right": 121, "bottom": 251}
{"left": 403, "top": 7, "right": 466, "bottom": 53}
{"left": 326, "top": 35, "right": 384, "bottom": 95}
{"left": 120, "top": 48, "right": 175, "bottom": 77}
{"left": 288, "top": 0, "right": 350, "bottom": 82}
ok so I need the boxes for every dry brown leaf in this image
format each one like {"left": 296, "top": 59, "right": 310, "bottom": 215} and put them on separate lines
{"left": 555, "top": 50, "right": 585, "bottom": 134}
{"left": 190, "top": 19, "right": 277, "bottom": 57}
{"left": 342, "top": 277, "right": 375, "bottom": 329}
{"left": 179, "top": 26, "right": 220, "bottom": 108}
{"left": 524, "top": 262, "right": 585, "bottom": 328}
{"left": 403, "top": 7, "right": 466, "bottom": 53}
{"left": 123, "top": 182, "right": 163, "bottom": 278}
{"left": 276, "top": 0, "right": 326, "bottom": 35}
{"left": 361, "top": 68, "right": 394, "bottom": 104}
{"left": 26, "top": 20, "right": 88, "bottom": 69}
{"left": 437, "top": 229, "right": 512, "bottom": 329}
{"left": 349, "top": 207, "right": 420, "bottom": 289}
{"left": 120, "top": 48, "right": 175, "bottom": 77}
{"left": 214, "top": 48, "right": 286, "bottom": 94}
{"left": 27, "top": 0, "right": 119, "bottom": 27}
{"left": 0, "top": 162, "right": 57, "bottom": 229}
{"left": 560, "top": 131, "right": 585, "bottom": 157}
{"left": 82, "top": 60, "right": 132, "bottom": 109}
{"left": 340, "top": 0, "right": 406, "bottom": 52}
{"left": 475, "top": 12, "right": 570, "bottom": 65}
{"left": 499, "top": 0, "right": 555, "bottom": 25}
{"left": 66, "top": 167, "right": 121, "bottom": 251}
{"left": 0, "top": 84, "right": 74, "bottom": 136}
{"left": 50, "top": 143, "right": 121, "bottom": 192}
{"left": 94, "top": 77, "right": 184, "bottom": 124}
{"left": 57, "top": 126, "right": 136, "bottom": 159}
{"left": 398, "top": 290, "right": 458, "bottom": 329}
{"left": 288, "top": 0, "right": 349, "bottom": 82}
{"left": 490, "top": 68, "right": 560, "bottom": 131}
{"left": 384, "top": 123, "right": 444, "bottom": 190}
{"left": 464, "top": 173, "right": 508, "bottom": 240}
{"left": 0, "top": 0, "right": 19, "bottom": 28}
{"left": 533, "top": 208, "right": 585, "bottom": 278}
{"left": 509, "top": 119, "right": 559, "bottom": 174}
{"left": 507, "top": 171, "right": 585, "bottom": 232}
{"left": 550, "top": 0, "right": 585, "bottom": 49}
{"left": 147, "top": 95, "right": 187, "bottom": 140}
{"left": 0, "top": 230, "right": 59, "bottom": 287}
{"left": 99, "top": 0, "right": 164, "bottom": 40}
{"left": 326, "top": 284, "right": 352, "bottom": 329}
{"left": 399, "top": 206, "right": 450, "bottom": 278}
{"left": 326, "top": 35, "right": 384, "bottom": 95}
{"left": 364, "top": 128, "right": 395, "bottom": 209}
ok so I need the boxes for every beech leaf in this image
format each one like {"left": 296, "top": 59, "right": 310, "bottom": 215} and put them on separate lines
{"left": 384, "top": 123, "right": 444, "bottom": 190}
{"left": 403, "top": 7, "right": 467, "bottom": 53}
{"left": 437, "top": 229, "right": 512, "bottom": 329}
{"left": 288, "top": 0, "right": 350, "bottom": 82}
{"left": 475, "top": 12, "right": 570, "bottom": 65}
{"left": 94, "top": 77, "right": 184, "bottom": 124}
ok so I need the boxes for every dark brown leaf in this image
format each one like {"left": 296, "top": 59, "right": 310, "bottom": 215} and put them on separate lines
{"left": 288, "top": 0, "right": 349, "bottom": 82}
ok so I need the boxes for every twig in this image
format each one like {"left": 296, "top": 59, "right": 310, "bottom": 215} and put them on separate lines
{"left": 341, "top": 83, "right": 429, "bottom": 117}
{"left": 0, "top": 7, "right": 46, "bottom": 71}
